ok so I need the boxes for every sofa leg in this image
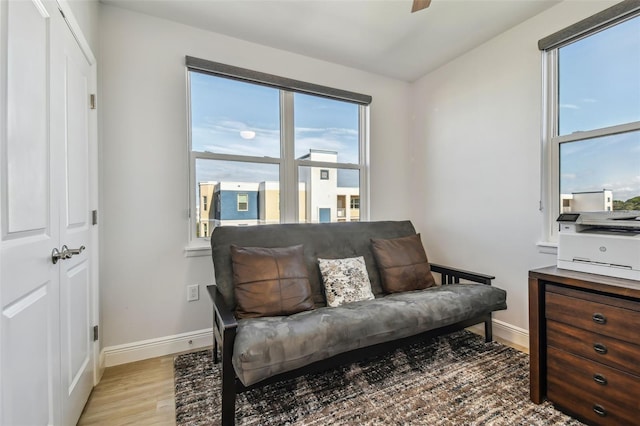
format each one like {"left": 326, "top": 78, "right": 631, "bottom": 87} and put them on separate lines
{"left": 484, "top": 318, "right": 493, "bottom": 342}
{"left": 221, "top": 378, "right": 236, "bottom": 426}
{"left": 221, "top": 337, "right": 236, "bottom": 426}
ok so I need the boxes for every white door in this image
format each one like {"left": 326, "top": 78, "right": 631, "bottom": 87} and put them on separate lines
{"left": 0, "top": 1, "right": 61, "bottom": 424}
{"left": 0, "top": 1, "right": 95, "bottom": 424}
{"left": 55, "top": 9, "right": 95, "bottom": 425}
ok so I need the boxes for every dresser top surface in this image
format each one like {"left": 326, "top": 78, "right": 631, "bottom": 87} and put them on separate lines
{"left": 530, "top": 265, "right": 640, "bottom": 299}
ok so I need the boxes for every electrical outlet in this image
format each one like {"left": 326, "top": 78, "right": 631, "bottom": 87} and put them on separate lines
{"left": 187, "top": 284, "right": 199, "bottom": 302}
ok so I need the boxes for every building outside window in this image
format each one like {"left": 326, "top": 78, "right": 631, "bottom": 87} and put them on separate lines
{"left": 187, "top": 57, "right": 371, "bottom": 242}
{"left": 350, "top": 196, "right": 360, "bottom": 209}
{"left": 197, "top": 182, "right": 215, "bottom": 237}
{"left": 541, "top": 9, "right": 640, "bottom": 241}
{"left": 237, "top": 193, "right": 249, "bottom": 211}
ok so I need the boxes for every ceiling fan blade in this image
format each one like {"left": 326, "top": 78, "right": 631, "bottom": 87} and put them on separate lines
{"left": 411, "top": 0, "right": 432, "bottom": 13}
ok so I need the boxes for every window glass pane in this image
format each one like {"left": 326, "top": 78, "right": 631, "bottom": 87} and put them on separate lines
{"left": 188, "top": 60, "right": 369, "bottom": 241}
{"left": 196, "top": 159, "right": 280, "bottom": 236}
{"left": 190, "top": 71, "right": 280, "bottom": 157}
{"left": 560, "top": 131, "right": 640, "bottom": 212}
{"left": 558, "top": 16, "right": 640, "bottom": 135}
{"left": 294, "top": 93, "right": 359, "bottom": 163}
{"left": 298, "top": 166, "right": 359, "bottom": 223}
{"left": 237, "top": 194, "right": 249, "bottom": 211}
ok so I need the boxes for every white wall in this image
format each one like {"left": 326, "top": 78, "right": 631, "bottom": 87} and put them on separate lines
{"left": 99, "top": 5, "right": 411, "bottom": 350}
{"left": 409, "top": 0, "right": 617, "bottom": 333}
{"left": 99, "top": 0, "right": 619, "bottom": 355}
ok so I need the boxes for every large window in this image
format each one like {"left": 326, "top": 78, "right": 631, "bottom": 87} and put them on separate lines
{"left": 187, "top": 57, "right": 370, "bottom": 242}
{"left": 541, "top": 7, "right": 640, "bottom": 241}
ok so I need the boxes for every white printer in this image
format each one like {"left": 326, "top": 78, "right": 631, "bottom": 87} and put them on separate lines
{"left": 557, "top": 211, "right": 640, "bottom": 281}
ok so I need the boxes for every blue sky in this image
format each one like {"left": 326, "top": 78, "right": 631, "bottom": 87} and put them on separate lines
{"left": 190, "top": 73, "right": 359, "bottom": 187}
{"left": 560, "top": 132, "right": 639, "bottom": 202}
{"left": 559, "top": 15, "right": 640, "bottom": 202}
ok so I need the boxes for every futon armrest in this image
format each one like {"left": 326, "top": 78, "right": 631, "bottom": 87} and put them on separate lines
{"left": 207, "top": 285, "right": 238, "bottom": 334}
{"left": 429, "top": 263, "right": 495, "bottom": 285}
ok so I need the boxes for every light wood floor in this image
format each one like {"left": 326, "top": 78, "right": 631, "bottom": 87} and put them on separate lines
{"left": 77, "top": 354, "right": 182, "bottom": 426}
{"left": 77, "top": 335, "right": 528, "bottom": 425}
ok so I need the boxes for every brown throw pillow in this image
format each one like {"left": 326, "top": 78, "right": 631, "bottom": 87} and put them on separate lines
{"left": 230, "top": 244, "right": 314, "bottom": 319}
{"left": 370, "top": 234, "right": 437, "bottom": 293}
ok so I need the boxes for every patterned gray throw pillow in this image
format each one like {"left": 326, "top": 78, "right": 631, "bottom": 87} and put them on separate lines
{"left": 318, "top": 256, "right": 375, "bottom": 307}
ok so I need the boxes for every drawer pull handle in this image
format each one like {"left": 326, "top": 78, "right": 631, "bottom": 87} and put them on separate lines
{"left": 592, "top": 313, "right": 607, "bottom": 324}
{"left": 593, "top": 343, "right": 608, "bottom": 355}
{"left": 593, "top": 373, "right": 608, "bottom": 385}
{"left": 593, "top": 404, "right": 607, "bottom": 417}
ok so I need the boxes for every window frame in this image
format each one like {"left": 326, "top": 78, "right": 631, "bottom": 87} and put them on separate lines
{"left": 236, "top": 193, "right": 249, "bottom": 212}
{"left": 350, "top": 196, "right": 360, "bottom": 209}
{"left": 540, "top": 7, "right": 640, "bottom": 244}
{"left": 185, "top": 59, "right": 371, "bottom": 250}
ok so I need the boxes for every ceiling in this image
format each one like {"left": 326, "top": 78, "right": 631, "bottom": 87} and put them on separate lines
{"left": 101, "top": 0, "right": 561, "bottom": 82}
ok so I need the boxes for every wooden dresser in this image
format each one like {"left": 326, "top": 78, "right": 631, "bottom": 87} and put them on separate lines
{"left": 529, "top": 266, "right": 640, "bottom": 425}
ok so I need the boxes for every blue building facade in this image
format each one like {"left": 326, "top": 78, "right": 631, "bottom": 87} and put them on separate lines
{"left": 214, "top": 189, "right": 259, "bottom": 221}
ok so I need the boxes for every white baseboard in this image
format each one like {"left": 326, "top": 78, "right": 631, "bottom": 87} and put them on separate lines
{"left": 467, "top": 319, "right": 529, "bottom": 350}
{"left": 96, "top": 347, "right": 106, "bottom": 384}
{"left": 103, "top": 328, "right": 213, "bottom": 367}
{"left": 101, "top": 320, "right": 527, "bottom": 369}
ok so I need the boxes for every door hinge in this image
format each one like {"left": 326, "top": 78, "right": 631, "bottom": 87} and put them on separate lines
{"left": 92, "top": 210, "right": 98, "bottom": 225}
{"left": 90, "top": 94, "right": 96, "bottom": 110}
{"left": 93, "top": 325, "right": 99, "bottom": 341}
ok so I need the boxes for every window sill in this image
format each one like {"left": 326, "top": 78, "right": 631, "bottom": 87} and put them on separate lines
{"left": 184, "top": 244, "right": 212, "bottom": 258}
{"left": 536, "top": 241, "right": 557, "bottom": 255}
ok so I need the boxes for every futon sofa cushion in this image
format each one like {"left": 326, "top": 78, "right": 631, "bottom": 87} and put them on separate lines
{"left": 318, "top": 256, "right": 374, "bottom": 307}
{"left": 212, "top": 221, "right": 419, "bottom": 310}
{"left": 371, "top": 233, "right": 437, "bottom": 292}
{"left": 232, "top": 283, "right": 507, "bottom": 386}
{"left": 230, "top": 245, "right": 314, "bottom": 319}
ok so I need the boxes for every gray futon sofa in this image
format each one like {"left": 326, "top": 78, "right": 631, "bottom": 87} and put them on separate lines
{"left": 208, "top": 220, "right": 507, "bottom": 425}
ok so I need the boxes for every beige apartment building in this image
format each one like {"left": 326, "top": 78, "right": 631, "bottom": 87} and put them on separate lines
{"left": 196, "top": 181, "right": 360, "bottom": 238}
{"left": 197, "top": 180, "right": 360, "bottom": 237}
{"left": 561, "top": 190, "right": 614, "bottom": 213}
{"left": 197, "top": 150, "right": 360, "bottom": 237}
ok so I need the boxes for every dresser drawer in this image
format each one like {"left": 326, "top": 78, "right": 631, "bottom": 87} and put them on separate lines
{"left": 546, "top": 285, "right": 640, "bottom": 345}
{"left": 547, "top": 346, "right": 640, "bottom": 413}
{"left": 547, "top": 320, "right": 640, "bottom": 376}
{"left": 548, "top": 376, "right": 638, "bottom": 426}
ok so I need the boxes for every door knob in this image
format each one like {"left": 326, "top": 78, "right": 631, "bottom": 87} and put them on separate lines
{"left": 51, "top": 247, "right": 63, "bottom": 264}
{"left": 51, "top": 245, "right": 86, "bottom": 264}
{"left": 61, "top": 245, "right": 85, "bottom": 259}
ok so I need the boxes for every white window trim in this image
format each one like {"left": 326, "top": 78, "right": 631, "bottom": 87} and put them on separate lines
{"left": 237, "top": 193, "right": 249, "bottom": 212}
{"left": 540, "top": 40, "right": 640, "bottom": 247}
{"left": 185, "top": 71, "right": 370, "bottom": 254}
{"left": 538, "top": 2, "right": 640, "bottom": 252}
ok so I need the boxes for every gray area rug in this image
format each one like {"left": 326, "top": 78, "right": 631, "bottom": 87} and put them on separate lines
{"left": 174, "top": 330, "right": 583, "bottom": 425}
